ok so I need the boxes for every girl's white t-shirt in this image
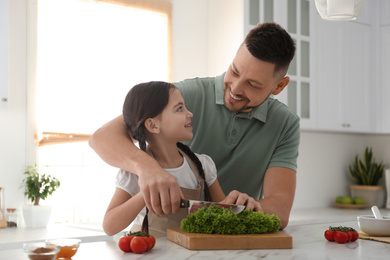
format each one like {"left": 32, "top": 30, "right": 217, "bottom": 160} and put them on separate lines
{"left": 115, "top": 153, "right": 218, "bottom": 226}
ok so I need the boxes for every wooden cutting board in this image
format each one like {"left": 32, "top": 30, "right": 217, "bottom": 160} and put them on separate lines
{"left": 167, "top": 227, "right": 292, "bottom": 250}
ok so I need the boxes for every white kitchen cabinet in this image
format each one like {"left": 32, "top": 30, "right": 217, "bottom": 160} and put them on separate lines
{"left": 354, "top": 1, "right": 372, "bottom": 25}
{"left": 342, "top": 22, "right": 373, "bottom": 132}
{"left": 315, "top": 20, "right": 344, "bottom": 131}
{"left": 244, "top": 0, "right": 378, "bottom": 133}
{"left": 244, "top": 0, "right": 316, "bottom": 129}
{"left": 314, "top": 5, "right": 373, "bottom": 133}
{"left": 379, "top": 25, "right": 390, "bottom": 133}
{"left": 378, "top": 0, "right": 390, "bottom": 133}
{"left": 380, "top": 0, "right": 390, "bottom": 25}
{"left": 0, "top": 0, "right": 9, "bottom": 108}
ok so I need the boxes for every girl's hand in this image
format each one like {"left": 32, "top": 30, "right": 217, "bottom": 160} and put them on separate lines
{"left": 221, "top": 190, "right": 263, "bottom": 212}
{"left": 138, "top": 169, "right": 183, "bottom": 215}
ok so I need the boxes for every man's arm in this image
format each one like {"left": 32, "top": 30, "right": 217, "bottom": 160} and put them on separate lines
{"left": 260, "top": 167, "right": 296, "bottom": 229}
{"left": 88, "top": 115, "right": 182, "bottom": 215}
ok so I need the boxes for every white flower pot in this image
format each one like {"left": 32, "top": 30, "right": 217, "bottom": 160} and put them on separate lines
{"left": 22, "top": 205, "right": 52, "bottom": 228}
{"left": 349, "top": 185, "right": 385, "bottom": 207}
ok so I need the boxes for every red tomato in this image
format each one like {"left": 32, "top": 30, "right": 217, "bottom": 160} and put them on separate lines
{"left": 144, "top": 236, "right": 152, "bottom": 251}
{"left": 350, "top": 231, "right": 359, "bottom": 242}
{"left": 146, "top": 235, "right": 156, "bottom": 251}
{"left": 118, "top": 235, "right": 133, "bottom": 252}
{"left": 346, "top": 231, "right": 352, "bottom": 242}
{"left": 324, "top": 230, "right": 335, "bottom": 242}
{"left": 130, "top": 236, "right": 148, "bottom": 254}
{"left": 334, "top": 231, "right": 348, "bottom": 244}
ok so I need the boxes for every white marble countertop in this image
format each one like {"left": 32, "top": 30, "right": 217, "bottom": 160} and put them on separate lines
{"left": 0, "top": 224, "right": 112, "bottom": 250}
{"left": 1, "top": 219, "right": 389, "bottom": 260}
{"left": 289, "top": 207, "right": 390, "bottom": 225}
{"left": 1, "top": 207, "right": 390, "bottom": 259}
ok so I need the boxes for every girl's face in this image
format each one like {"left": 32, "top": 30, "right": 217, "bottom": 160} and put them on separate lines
{"left": 157, "top": 88, "right": 193, "bottom": 142}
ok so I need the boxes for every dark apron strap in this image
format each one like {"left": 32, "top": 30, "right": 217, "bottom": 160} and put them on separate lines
{"left": 139, "top": 145, "right": 204, "bottom": 235}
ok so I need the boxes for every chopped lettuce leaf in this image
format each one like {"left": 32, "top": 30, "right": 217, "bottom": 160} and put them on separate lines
{"left": 180, "top": 205, "right": 281, "bottom": 234}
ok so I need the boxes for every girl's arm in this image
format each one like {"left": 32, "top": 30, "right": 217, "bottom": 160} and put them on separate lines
{"left": 102, "top": 189, "right": 146, "bottom": 236}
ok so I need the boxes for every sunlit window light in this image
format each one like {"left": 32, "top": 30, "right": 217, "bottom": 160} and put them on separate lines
{"left": 35, "top": 0, "right": 169, "bottom": 226}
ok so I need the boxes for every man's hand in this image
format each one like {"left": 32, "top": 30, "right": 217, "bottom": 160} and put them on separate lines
{"left": 138, "top": 169, "right": 183, "bottom": 215}
{"left": 221, "top": 190, "right": 263, "bottom": 212}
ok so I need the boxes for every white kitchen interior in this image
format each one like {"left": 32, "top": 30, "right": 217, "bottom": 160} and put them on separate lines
{"left": 1, "top": 0, "right": 390, "bottom": 257}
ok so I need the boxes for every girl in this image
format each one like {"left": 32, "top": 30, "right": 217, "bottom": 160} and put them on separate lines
{"left": 103, "top": 81, "right": 258, "bottom": 237}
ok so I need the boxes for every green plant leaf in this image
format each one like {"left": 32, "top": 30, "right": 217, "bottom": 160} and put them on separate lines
{"left": 348, "top": 147, "right": 384, "bottom": 186}
{"left": 21, "top": 164, "right": 60, "bottom": 205}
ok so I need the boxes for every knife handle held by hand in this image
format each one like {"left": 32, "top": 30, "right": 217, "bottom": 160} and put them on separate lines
{"left": 180, "top": 199, "right": 189, "bottom": 208}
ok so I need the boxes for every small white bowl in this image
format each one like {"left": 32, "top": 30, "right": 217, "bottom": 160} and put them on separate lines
{"left": 357, "top": 215, "right": 390, "bottom": 236}
{"left": 23, "top": 242, "right": 60, "bottom": 260}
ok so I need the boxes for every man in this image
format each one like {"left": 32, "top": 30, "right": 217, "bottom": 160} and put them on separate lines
{"left": 89, "top": 22, "right": 299, "bottom": 229}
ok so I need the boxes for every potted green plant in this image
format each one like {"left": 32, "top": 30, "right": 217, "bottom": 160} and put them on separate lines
{"left": 21, "top": 164, "right": 60, "bottom": 228}
{"left": 348, "top": 147, "right": 385, "bottom": 207}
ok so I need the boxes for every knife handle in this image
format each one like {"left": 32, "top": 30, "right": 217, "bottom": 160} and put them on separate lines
{"left": 180, "top": 199, "right": 189, "bottom": 208}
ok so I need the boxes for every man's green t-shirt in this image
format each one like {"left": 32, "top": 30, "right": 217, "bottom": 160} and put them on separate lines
{"left": 174, "top": 73, "right": 300, "bottom": 200}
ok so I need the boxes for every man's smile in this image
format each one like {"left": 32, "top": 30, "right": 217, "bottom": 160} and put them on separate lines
{"left": 229, "top": 92, "right": 244, "bottom": 101}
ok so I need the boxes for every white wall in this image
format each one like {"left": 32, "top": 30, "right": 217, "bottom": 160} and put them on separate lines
{"left": 0, "top": 0, "right": 389, "bottom": 215}
{"left": 0, "top": 0, "right": 27, "bottom": 211}
{"left": 295, "top": 131, "right": 390, "bottom": 209}
{"left": 206, "top": 0, "right": 244, "bottom": 76}
{"left": 171, "top": 0, "right": 209, "bottom": 81}
{"left": 171, "top": 0, "right": 244, "bottom": 81}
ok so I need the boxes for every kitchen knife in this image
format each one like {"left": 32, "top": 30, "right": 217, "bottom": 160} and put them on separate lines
{"left": 180, "top": 199, "right": 245, "bottom": 214}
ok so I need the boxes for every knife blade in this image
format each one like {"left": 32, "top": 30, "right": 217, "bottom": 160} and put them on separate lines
{"left": 180, "top": 199, "right": 245, "bottom": 214}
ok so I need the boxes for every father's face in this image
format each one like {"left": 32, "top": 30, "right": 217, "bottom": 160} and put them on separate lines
{"left": 223, "top": 45, "right": 288, "bottom": 113}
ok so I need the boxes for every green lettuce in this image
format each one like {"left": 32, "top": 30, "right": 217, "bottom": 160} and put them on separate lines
{"left": 180, "top": 205, "right": 281, "bottom": 234}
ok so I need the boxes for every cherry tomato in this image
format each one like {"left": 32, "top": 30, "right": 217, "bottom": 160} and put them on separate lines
{"left": 118, "top": 235, "right": 133, "bottom": 252}
{"left": 350, "top": 230, "right": 359, "bottom": 242}
{"left": 324, "top": 230, "right": 335, "bottom": 242}
{"left": 346, "top": 231, "right": 352, "bottom": 242}
{"left": 146, "top": 235, "right": 156, "bottom": 251}
{"left": 144, "top": 236, "right": 152, "bottom": 251}
{"left": 130, "top": 236, "right": 148, "bottom": 254}
{"left": 334, "top": 231, "right": 348, "bottom": 244}
{"left": 324, "top": 226, "right": 359, "bottom": 244}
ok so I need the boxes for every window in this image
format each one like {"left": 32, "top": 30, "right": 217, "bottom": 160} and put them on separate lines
{"left": 245, "top": 0, "right": 314, "bottom": 128}
{"left": 287, "top": 0, "right": 311, "bottom": 120}
{"left": 34, "top": 0, "right": 171, "bottom": 226}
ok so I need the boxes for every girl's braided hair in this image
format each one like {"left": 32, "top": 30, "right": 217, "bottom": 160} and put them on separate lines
{"left": 176, "top": 142, "right": 211, "bottom": 201}
{"left": 123, "top": 81, "right": 170, "bottom": 152}
{"left": 122, "top": 81, "right": 211, "bottom": 201}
